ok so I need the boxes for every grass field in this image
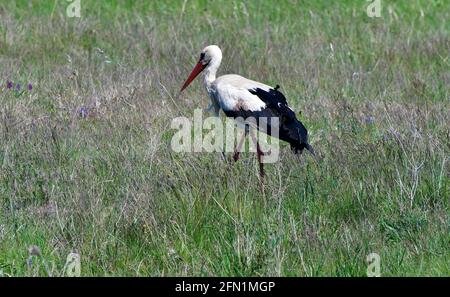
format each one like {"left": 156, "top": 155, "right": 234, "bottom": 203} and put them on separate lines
{"left": 0, "top": 0, "right": 448, "bottom": 276}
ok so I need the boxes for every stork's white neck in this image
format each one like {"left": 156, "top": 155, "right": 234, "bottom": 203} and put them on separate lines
{"left": 203, "top": 54, "right": 222, "bottom": 93}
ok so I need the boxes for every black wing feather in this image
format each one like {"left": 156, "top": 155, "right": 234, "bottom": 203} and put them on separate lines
{"left": 224, "top": 86, "right": 311, "bottom": 154}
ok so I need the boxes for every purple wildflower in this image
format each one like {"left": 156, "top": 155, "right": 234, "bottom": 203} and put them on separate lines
{"left": 364, "top": 115, "right": 375, "bottom": 125}
{"left": 28, "top": 83, "right": 33, "bottom": 91}
{"left": 79, "top": 106, "right": 89, "bottom": 118}
{"left": 26, "top": 257, "right": 33, "bottom": 267}
{"left": 28, "top": 245, "right": 42, "bottom": 256}
{"left": 389, "top": 128, "right": 401, "bottom": 138}
{"left": 6, "top": 81, "right": 13, "bottom": 89}
{"left": 16, "top": 84, "right": 21, "bottom": 91}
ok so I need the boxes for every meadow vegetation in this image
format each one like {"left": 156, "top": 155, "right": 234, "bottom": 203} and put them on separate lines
{"left": 0, "top": 0, "right": 448, "bottom": 276}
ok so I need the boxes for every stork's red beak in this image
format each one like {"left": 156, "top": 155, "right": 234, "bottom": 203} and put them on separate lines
{"left": 180, "top": 62, "right": 206, "bottom": 92}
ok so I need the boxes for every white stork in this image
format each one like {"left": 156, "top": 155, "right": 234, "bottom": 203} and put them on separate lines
{"left": 179, "top": 45, "right": 314, "bottom": 181}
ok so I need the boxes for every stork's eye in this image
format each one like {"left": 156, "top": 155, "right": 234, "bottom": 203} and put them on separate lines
{"left": 199, "top": 52, "right": 205, "bottom": 61}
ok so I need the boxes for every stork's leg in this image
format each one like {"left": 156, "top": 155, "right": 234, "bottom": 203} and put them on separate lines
{"left": 233, "top": 126, "right": 249, "bottom": 162}
{"left": 233, "top": 132, "right": 246, "bottom": 162}
{"left": 249, "top": 130, "right": 265, "bottom": 189}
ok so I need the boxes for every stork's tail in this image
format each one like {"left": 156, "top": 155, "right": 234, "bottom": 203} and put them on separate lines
{"left": 290, "top": 120, "right": 315, "bottom": 157}
{"left": 304, "top": 143, "right": 316, "bottom": 157}
{"left": 291, "top": 142, "right": 316, "bottom": 157}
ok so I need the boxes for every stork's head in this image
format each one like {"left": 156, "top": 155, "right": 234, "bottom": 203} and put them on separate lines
{"left": 180, "top": 45, "right": 222, "bottom": 92}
